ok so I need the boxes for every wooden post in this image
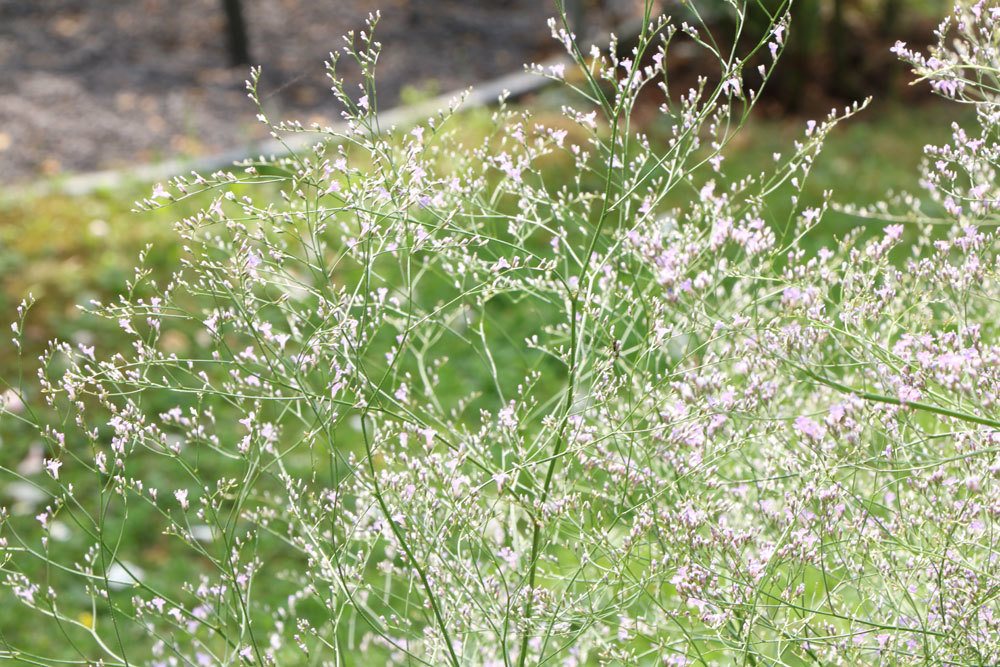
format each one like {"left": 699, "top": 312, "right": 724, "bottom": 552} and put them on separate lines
{"left": 222, "top": 0, "right": 251, "bottom": 66}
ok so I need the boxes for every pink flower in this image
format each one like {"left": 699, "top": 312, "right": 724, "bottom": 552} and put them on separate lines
{"left": 794, "top": 416, "right": 825, "bottom": 441}
{"left": 898, "top": 385, "right": 922, "bottom": 404}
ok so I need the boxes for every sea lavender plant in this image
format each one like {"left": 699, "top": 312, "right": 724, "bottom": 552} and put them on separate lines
{"left": 2, "top": 0, "right": 998, "bottom": 665}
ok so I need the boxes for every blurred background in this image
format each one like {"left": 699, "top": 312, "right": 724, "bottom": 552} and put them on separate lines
{"left": 0, "top": 0, "right": 960, "bottom": 375}
{"left": 1, "top": 0, "right": 582, "bottom": 181}
{"left": 0, "top": 0, "right": 949, "bottom": 181}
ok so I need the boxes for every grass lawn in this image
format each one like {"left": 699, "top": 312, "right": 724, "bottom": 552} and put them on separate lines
{"left": 0, "top": 97, "right": 962, "bottom": 368}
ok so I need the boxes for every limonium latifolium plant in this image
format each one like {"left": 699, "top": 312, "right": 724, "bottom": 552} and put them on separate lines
{"left": 2, "top": 0, "right": 1000, "bottom": 664}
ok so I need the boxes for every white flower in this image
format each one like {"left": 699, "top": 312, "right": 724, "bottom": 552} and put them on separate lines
{"left": 43, "top": 459, "right": 62, "bottom": 480}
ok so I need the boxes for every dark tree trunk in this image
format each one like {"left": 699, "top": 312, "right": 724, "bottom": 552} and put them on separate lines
{"left": 829, "top": 0, "right": 848, "bottom": 97}
{"left": 222, "top": 0, "right": 251, "bottom": 67}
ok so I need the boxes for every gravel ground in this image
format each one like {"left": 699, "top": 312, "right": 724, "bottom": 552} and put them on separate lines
{"left": 0, "top": 0, "right": 634, "bottom": 184}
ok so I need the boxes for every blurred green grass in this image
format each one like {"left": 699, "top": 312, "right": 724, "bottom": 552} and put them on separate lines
{"left": 0, "top": 99, "right": 963, "bottom": 374}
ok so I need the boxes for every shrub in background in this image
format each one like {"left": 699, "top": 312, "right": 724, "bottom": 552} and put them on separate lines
{"left": 2, "top": 1, "right": 999, "bottom": 664}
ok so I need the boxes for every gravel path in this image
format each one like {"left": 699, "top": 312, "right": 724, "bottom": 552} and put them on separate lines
{"left": 0, "top": 0, "right": 633, "bottom": 184}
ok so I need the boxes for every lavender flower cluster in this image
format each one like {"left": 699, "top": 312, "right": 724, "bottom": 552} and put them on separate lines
{"left": 2, "top": 1, "right": 998, "bottom": 664}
